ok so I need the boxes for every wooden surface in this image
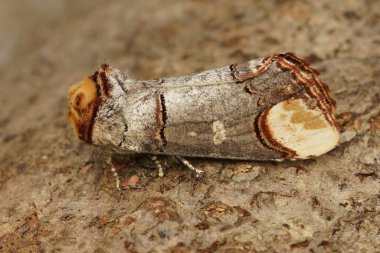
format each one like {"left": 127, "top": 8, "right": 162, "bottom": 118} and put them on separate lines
{"left": 0, "top": 0, "right": 379, "bottom": 252}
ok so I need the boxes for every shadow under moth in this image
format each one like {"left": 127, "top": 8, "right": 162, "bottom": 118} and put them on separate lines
{"left": 68, "top": 52, "right": 340, "bottom": 184}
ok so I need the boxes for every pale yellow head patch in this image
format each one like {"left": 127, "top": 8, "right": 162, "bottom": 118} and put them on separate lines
{"left": 266, "top": 99, "right": 339, "bottom": 158}
{"left": 67, "top": 77, "right": 99, "bottom": 142}
{"left": 68, "top": 78, "right": 98, "bottom": 111}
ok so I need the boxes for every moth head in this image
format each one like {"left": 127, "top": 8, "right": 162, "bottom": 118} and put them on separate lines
{"left": 68, "top": 77, "right": 99, "bottom": 143}
{"left": 68, "top": 65, "right": 111, "bottom": 143}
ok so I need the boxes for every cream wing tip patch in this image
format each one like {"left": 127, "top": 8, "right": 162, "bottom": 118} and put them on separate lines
{"left": 266, "top": 99, "right": 339, "bottom": 159}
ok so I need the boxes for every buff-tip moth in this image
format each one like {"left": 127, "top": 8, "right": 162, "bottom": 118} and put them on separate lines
{"left": 68, "top": 52, "right": 340, "bottom": 184}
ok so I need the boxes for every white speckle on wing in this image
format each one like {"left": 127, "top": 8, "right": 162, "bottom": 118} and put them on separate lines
{"left": 187, "top": 131, "right": 198, "bottom": 137}
{"left": 212, "top": 120, "right": 226, "bottom": 145}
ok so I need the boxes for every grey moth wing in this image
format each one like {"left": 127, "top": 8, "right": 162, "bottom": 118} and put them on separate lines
{"left": 68, "top": 53, "right": 339, "bottom": 161}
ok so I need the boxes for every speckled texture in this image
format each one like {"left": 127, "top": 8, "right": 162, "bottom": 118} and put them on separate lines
{"left": 0, "top": 0, "right": 379, "bottom": 252}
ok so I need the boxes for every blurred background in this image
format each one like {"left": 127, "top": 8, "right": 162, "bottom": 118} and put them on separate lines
{"left": 0, "top": 0, "right": 379, "bottom": 252}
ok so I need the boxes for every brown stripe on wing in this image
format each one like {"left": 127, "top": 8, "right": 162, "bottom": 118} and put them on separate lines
{"left": 255, "top": 108, "right": 297, "bottom": 159}
{"left": 96, "top": 64, "right": 113, "bottom": 97}
{"left": 232, "top": 54, "right": 278, "bottom": 82}
{"left": 154, "top": 93, "right": 168, "bottom": 149}
{"left": 276, "top": 55, "right": 339, "bottom": 130}
{"left": 280, "top": 52, "right": 336, "bottom": 111}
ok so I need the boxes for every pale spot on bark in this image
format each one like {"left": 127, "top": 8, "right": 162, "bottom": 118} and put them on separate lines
{"left": 212, "top": 120, "right": 226, "bottom": 145}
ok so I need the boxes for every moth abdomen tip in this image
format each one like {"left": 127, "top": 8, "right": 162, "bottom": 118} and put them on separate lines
{"left": 259, "top": 98, "right": 340, "bottom": 159}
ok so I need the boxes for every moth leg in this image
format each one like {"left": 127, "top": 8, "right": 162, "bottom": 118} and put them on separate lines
{"left": 106, "top": 156, "right": 121, "bottom": 191}
{"left": 151, "top": 155, "right": 165, "bottom": 177}
{"left": 175, "top": 156, "right": 205, "bottom": 179}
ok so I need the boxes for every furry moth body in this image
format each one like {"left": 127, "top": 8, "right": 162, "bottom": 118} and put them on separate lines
{"left": 68, "top": 53, "right": 340, "bottom": 161}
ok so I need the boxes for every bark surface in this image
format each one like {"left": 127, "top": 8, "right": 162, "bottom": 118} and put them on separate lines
{"left": 0, "top": 0, "right": 379, "bottom": 252}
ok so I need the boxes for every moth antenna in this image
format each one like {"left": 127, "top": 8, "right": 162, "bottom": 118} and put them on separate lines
{"left": 175, "top": 156, "right": 205, "bottom": 179}
{"left": 151, "top": 156, "right": 165, "bottom": 177}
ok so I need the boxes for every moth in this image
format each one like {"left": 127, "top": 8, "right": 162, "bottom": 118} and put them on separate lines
{"left": 68, "top": 52, "right": 340, "bottom": 181}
